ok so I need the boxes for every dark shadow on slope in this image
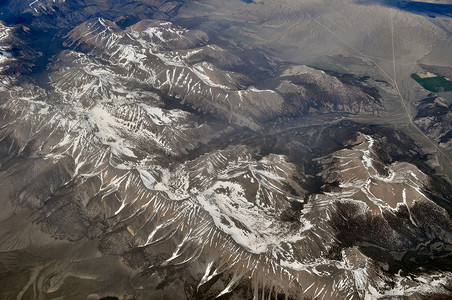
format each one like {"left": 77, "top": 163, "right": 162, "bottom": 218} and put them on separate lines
{"left": 358, "top": 0, "right": 452, "bottom": 17}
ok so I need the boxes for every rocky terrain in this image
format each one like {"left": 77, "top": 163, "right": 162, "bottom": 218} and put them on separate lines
{"left": 414, "top": 96, "right": 452, "bottom": 151}
{"left": 0, "top": 0, "right": 452, "bottom": 299}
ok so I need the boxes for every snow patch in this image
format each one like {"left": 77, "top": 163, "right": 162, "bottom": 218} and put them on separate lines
{"left": 87, "top": 105, "right": 136, "bottom": 158}
{"left": 138, "top": 103, "right": 189, "bottom": 126}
